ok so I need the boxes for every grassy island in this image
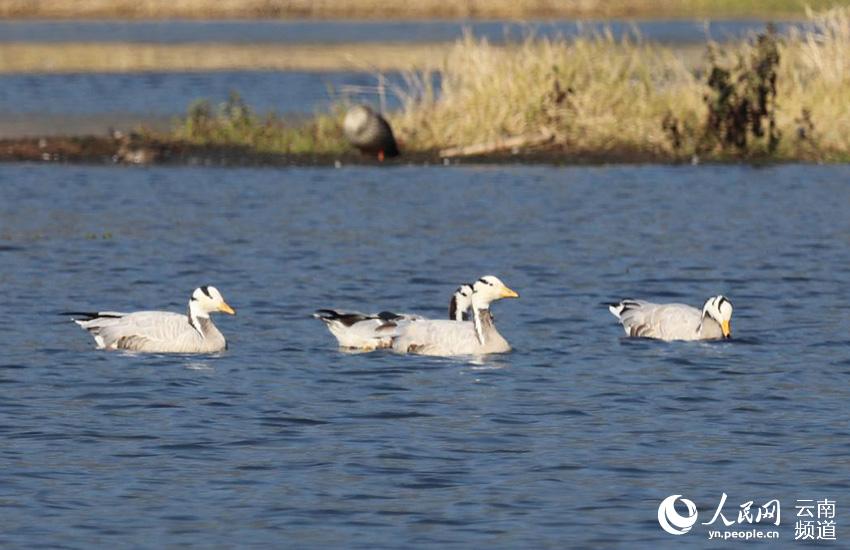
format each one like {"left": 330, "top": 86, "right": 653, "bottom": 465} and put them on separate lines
{"left": 1, "top": 6, "right": 848, "bottom": 165}
{"left": 166, "top": 7, "right": 850, "bottom": 164}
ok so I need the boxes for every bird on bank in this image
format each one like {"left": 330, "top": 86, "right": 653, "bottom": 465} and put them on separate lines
{"left": 383, "top": 276, "right": 520, "bottom": 357}
{"left": 608, "top": 295, "right": 733, "bottom": 341}
{"left": 343, "top": 104, "right": 400, "bottom": 161}
{"left": 66, "top": 286, "right": 236, "bottom": 353}
{"left": 314, "top": 284, "right": 474, "bottom": 351}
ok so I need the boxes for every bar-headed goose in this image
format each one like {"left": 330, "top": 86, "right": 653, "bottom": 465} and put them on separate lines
{"left": 343, "top": 104, "right": 400, "bottom": 161}
{"left": 314, "top": 284, "right": 474, "bottom": 351}
{"left": 608, "top": 295, "right": 733, "bottom": 341}
{"left": 386, "top": 276, "right": 519, "bottom": 356}
{"left": 67, "top": 286, "right": 236, "bottom": 353}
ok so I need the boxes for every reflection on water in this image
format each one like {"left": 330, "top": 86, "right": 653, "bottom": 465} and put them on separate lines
{"left": 1, "top": 163, "right": 849, "bottom": 547}
{"left": 184, "top": 361, "right": 214, "bottom": 370}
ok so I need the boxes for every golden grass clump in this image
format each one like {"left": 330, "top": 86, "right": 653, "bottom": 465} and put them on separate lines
{"left": 388, "top": 6, "right": 850, "bottom": 161}
{"left": 777, "top": 6, "right": 850, "bottom": 157}
{"left": 391, "top": 31, "right": 703, "bottom": 157}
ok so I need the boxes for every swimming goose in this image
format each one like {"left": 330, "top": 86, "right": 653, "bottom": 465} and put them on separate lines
{"left": 387, "top": 276, "right": 519, "bottom": 356}
{"left": 448, "top": 283, "right": 474, "bottom": 321}
{"left": 314, "top": 284, "right": 474, "bottom": 351}
{"left": 67, "top": 286, "right": 236, "bottom": 353}
{"left": 608, "top": 295, "right": 733, "bottom": 341}
{"left": 343, "top": 104, "right": 400, "bottom": 161}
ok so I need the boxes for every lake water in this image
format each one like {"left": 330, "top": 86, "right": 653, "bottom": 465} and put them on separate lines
{"left": 1, "top": 163, "right": 848, "bottom": 547}
{"left": 0, "top": 19, "right": 795, "bottom": 45}
{"left": 0, "top": 71, "right": 384, "bottom": 115}
{"left": 0, "top": 71, "right": 407, "bottom": 137}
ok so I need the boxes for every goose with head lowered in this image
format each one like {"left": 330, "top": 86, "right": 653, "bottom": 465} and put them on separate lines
{"left": 66, "top": 286, "right": 236, "bottom": 353}
{"left": 385, "top": 276, "right": 519, "bottom": 356}
{"left": 343, "top": 104, "right": 400, "bottom": 162}
{"left": 608, "top": 295, "right": 733, "bottom": 341}
{"left": 314, "top": 284, "right": 474, "bottom": 351}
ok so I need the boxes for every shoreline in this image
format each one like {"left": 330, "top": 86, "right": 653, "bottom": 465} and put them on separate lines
{"left": 1, "top": 135, "right": 843, "bottom": 167}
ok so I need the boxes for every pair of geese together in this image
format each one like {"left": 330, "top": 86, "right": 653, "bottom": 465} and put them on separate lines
{"left": 68, "top": 277, "right": 734, "bottom": 356}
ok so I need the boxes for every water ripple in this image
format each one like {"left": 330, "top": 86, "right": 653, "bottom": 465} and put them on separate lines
{"left": 1, "top": 164, "right": 849, "bottom": 547}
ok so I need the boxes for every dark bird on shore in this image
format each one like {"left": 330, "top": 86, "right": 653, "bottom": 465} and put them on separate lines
{"left": 343, "top": 104, "right": 400, "bottom": 161}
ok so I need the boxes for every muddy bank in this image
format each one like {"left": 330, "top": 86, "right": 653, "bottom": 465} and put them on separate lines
{"left": 0, "top": 134, "right": 754, "bottom": 167}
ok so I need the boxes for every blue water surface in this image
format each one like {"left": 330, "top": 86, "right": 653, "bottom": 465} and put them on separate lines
{"left": 0, "top": 71, "right": 407, "bottom": 117}
{"left": 0, "top": 19, "right": 796, "bottom": 44}
{"left": 1, "top": 163, "right": 848, "bottom": 547}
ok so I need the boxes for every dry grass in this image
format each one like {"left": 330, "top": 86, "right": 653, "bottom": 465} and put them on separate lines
{"left": 387, "top": 7, "right": 850, "bottom": 161}
{"left": 1, "top": 0, "right": 847, "bottom": 19}
{"left": 0, "top": 42, "right": 449, "bottom": 73}
{"left": 775, "top": 7, "right": 850, "bottom": 157}
{"left": 391, "top": 32, "right": 703, "bottom": 157}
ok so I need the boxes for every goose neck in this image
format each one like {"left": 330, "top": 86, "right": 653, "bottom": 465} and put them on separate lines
{"left": 472, "top": 307, "right": 494, "bottom": 345}
{"left": 188, "top": 301, "right": 210, "bottom": 339}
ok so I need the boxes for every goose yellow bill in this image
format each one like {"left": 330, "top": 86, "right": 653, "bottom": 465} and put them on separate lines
{"left": 721, "top": 320, "right": 731, "bottom": 338}
{"left": 219, "top": 302, "right": 236, "bottom": 315}
{"left": 500, "top": 286, "right": 520, "bottom": 299}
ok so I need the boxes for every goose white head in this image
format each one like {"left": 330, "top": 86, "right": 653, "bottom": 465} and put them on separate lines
{"left": 702, "top": 295, "right": 733, "bottom": 338}
{"left": 449, "top": 284, "right": 474, "bottom": 321}
{"left": 471, "top": 276, "right": 520, "bottom": 309}
{"left": 189, "top": 286, "right": 236, "bottom": 318}
{"left": 343, "top": 105, "right": 372, "bottom": 136}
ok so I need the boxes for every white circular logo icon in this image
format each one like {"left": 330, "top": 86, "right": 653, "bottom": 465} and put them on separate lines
{"left": 658, "top": 495, "right": 698, "bottom": 535}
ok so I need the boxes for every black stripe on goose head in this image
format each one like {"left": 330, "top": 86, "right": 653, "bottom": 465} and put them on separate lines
{"left": 200, "top": 286, "right": 212, "bottom": 299}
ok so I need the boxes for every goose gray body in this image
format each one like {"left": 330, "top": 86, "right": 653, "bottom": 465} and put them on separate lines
{"left": 70, "top": 286, "right": 235, "bottom": 353}
{"left": 314, "top": 284, "right": 473, "bottom": 351}
{"left": 73, "top": 311, "right": 227, "bottom": 353}
{"left": 389, "top": 309, "right": 510, "bottom": 356}
{"left": 608, "top": 296, "right": 733, "bottom": 341}
{"left": 313, "top": 309, "right": 422, "bottom": 351}
{"left": 386, "top": 276, "right": 519, "bottom": 357}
